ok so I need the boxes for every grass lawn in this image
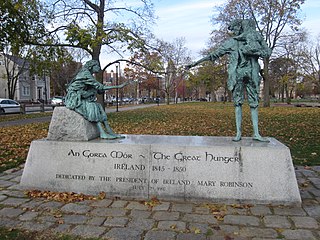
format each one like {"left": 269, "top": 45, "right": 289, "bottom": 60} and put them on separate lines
{"left": 0, "top": 102, "right": 319, "bottom": 172}
{"left": 0, "top": 227, "right": 99, "bottom": 240}
{"left": 0, "top": 112, "right": 52, "bottom": 122}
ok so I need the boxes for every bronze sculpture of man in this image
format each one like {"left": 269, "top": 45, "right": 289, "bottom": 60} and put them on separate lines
{"left": 187, "top": 19, "right": 272, "bottom": 142}
{"left": 65, "top": 60, "right": 127, "bottom": 140}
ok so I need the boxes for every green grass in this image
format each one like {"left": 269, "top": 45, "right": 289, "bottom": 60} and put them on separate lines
{"left": 0, "top": 227, "right": 100, "bottom": 240}
{"left": 0, "top": 112, "right": 52, "bottom": 122}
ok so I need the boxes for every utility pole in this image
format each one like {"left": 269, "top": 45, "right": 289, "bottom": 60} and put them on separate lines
{"left": 116, "top": 65, "right": 119, "bottom": 112}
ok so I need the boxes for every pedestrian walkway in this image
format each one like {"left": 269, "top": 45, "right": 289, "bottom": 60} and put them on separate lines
{"left": 0, "top": 165, "right": 319, "bottom": 239}
{"left": 0, "top": 104, "right": 160, "bottom": 127}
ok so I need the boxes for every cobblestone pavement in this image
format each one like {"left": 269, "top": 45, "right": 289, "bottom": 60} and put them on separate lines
{"left": 0, "top": 165, "right": 319, "bottom": 240}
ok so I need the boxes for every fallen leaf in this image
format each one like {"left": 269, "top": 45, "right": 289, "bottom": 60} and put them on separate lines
{"left": 194, "top": 228, "right": 201, "bottom": 234}
{"left": 98, "top": 191, "right": 106, "bottom": 199}
{"left": 25, "top": 190, "right": 100, "bottom": 203}
{"left": 141, "top": 196, "right": 160, "bottom": 209}
{"left": 170, "top": 224, "right": 176, "bottom": 229}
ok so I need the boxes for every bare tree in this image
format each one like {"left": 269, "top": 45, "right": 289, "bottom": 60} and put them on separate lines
{"left": 25, "top": 0, "right": 156, "bottom": 105}
{"left": 35, "top": 0, "right": 155, "bottom": 68}
{"left": 299, "top": 35, "right": 320, "bottom": 99}
{"left": 157, "top": 38, "right": 191, "bottom": 104}
{"left": 124, "top": 51, "right": 163, "bottom": 100}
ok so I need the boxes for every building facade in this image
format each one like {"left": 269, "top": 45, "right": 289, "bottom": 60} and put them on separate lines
{"left": 0, "top": 53, "right": 50, "bottom": 102}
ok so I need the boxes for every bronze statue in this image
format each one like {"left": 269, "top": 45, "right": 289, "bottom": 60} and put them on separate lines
{"left": 65, "top": 60, "right": 127, "bottom": 140}
{"left": 187, "top": 19, "right": 272, "bottom": 142}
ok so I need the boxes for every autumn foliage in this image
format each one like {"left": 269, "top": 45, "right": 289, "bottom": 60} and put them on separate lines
{"left": 26, "top": 190, "right": 106, "bottom": 203}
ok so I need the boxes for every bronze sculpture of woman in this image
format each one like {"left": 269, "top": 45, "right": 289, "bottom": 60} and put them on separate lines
{"left": 65, "top": 60, "right": 127, "bottom": 140}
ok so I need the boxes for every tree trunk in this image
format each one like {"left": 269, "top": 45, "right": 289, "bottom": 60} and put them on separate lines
{"left": 8, "top": 77, "right": 18, "bottom": 100}
{"left": 91, "top": 1, "right": 105, "bottom": 107}
{"left": 166, "top": 91, "right": 170, "bottom": 105}
{"left": 281, "top": 83, "right": 285, "bottom": 102}
{"left": 285, "top": 84, "right": 291, "bottom": 104}
{"left": 262, "top": 58, "right": 270, "bottom": 107}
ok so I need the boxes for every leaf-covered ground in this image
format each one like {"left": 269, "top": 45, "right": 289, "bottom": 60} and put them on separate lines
{"left": 0, "top": 123, "right": 49, "bottom": 172}
{"left": 0, "top": 102, "right": 319, "bottom": 172}
{"left": 110, "top": 102, "right": 320, "bottom": 166}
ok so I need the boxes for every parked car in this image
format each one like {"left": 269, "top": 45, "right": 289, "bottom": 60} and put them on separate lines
{"left": 0, "top": 98, "right": 21, "bottom": 114}
{"left": 50, "top": 96, "right": 64, "bottom": 106}
{"left": 122, "top": 97, "right": 134, "bottom": 103}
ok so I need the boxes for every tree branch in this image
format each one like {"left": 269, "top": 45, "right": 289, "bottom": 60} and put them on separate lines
{"left": 83, "top": 0, "right": 100, "bottom": 13}
{"left": 102, "top": 59, "right": 165, "bottom": 75}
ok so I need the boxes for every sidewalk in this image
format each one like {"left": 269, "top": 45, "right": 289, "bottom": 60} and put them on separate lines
{"left": 0, "top": 104, "right": 160, "bottom": 127}
{"left": 0, "top": 165, "right": 319, "bottom": 239}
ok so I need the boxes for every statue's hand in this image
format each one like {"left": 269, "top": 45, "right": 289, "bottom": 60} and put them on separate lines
{"left": 103, "top": 85, "right": 111, "bottom": 91}
{"left": 119, "top": 81, "right": 131, "bottom": 88}
{"left": 185, "top": 64, "right": 194, "bottom": 70}
{"left": 103, "top": 81, "right": 132, "bottom": 91}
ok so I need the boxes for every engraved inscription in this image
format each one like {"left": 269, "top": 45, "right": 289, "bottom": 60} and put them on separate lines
{"left": 110, "top": 151, "right": 133, "bottom": 159}
{"left": 174, "top": 152, "right": 201, "bottom": 162}
{"left": 153, "top": 152, "right": 170, "bottom": 160}
{"left": 205, "top": 152, "right": 240, "bottom": 164}
{"left": 60, "top": 148, "right": 254, "bottom": 196}
{"left": 83, "top": 150, "right": 108, "bottom": 158}
{"left": 56, "top": 174, "right": 86, "bottom": 180}
{"left": 220, "top": 181, "right": 253, "bottom": 188}
{"left": 114, "top": 163, "right": 146, "bottom": 171}
{"left": 198, "top": 180, "right": 216, "bottom": 186}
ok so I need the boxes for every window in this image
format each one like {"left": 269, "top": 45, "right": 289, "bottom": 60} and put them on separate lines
{"left": 8, "top": 100, "right": 19, "bottom": 105}
{"left": 23, "top": 86, "right": 30, "bottom": 96}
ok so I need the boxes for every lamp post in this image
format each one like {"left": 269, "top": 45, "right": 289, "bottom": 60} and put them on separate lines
{"left": 43, "top": 71, "right": 48, "bottom": 104}
{"left": 157, "top": 76, "right": 160, "bottom": 106}
{"left": 118, "top": 62, "right": 122, "bottom": 106}
{"left": 106, "top": 70, "right": 113, "bottom": 106}
{"left": 116, "top": 64, "right": 119, "bottom": 112}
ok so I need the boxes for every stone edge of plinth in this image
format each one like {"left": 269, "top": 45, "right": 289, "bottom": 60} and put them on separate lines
{"left": 39, "top": 134, "right": 289, "bottom": 149}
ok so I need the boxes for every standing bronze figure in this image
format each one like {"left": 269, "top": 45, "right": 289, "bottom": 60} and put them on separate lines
{"left": 187, "top": 19, "right": 272, "bottom": 142}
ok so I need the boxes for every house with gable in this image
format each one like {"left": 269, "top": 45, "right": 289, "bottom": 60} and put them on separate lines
{"left": 0, "top": 53, "right": 50, "bottom": 103}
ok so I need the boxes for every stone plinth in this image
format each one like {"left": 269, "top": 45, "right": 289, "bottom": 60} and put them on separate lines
{"left": 47, "top": 107, "right": 99, "bottom": 141}
{"left": 20, "top": 135, "right": 301, "bottom": 205}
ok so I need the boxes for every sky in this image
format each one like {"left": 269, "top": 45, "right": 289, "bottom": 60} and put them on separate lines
{"left": 152, "top": 0, "right": 222, "bottom": 59}
{"left": 152, "top": 0, "right": 320, "bottom": 58}
{"left": 104, "top": 0, "right": 320, "bottom": 69}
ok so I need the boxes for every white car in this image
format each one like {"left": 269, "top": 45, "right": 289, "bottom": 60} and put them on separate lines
{"left": 0, "top": 98, "right": 21, "bottom": 114}
{"left": 50, "top": 96, "right": 64, "bottom": 106}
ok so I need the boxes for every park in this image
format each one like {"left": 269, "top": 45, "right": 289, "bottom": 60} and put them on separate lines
{"left": 1, "top": 0, "right": 320, "bottom": 239}
{"left": 1, "top": 102, "right": 320, "bottom": 239}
